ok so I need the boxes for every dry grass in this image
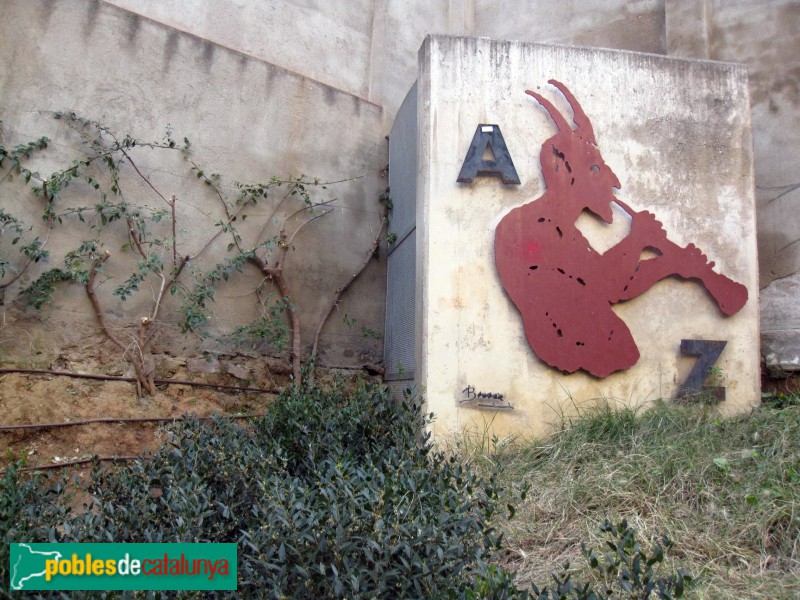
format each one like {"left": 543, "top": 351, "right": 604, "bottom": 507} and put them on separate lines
{"left": 455, "top": 396, "right": 800, "bottom": 598}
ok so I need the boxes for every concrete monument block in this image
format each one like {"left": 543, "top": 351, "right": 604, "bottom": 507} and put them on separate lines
{"left": 387, "top": 35, "right": 759, "bottom": 439}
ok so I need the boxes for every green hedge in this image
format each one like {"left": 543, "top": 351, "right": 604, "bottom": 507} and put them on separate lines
{"left": 2, "top": 380, "right": 526, "bottom": 598}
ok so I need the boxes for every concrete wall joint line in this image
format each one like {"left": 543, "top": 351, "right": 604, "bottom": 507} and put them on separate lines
{"left": 366, "top": 0, "right": 378, "bottom": 103}
{"left": 97, "top": 0, "right": 384, "bottom": 110}
{"left": 702, "top": 0, "right": 712, "bottom": 59}
{"left": 447, "top": 0, "right": 476, "bottom": 35}
{"left": 467, "top": 0, "right": 476, "bottom": 35}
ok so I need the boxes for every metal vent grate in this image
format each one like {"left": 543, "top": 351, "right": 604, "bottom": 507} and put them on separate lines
{"left": 387, "top": 83, "right": 417, "bottom": 246}
{"left": 384, "top": 230, "right": 415, "bottom": 381}
{"left": 384, "top": 83, "right": 417, "bottom": 386}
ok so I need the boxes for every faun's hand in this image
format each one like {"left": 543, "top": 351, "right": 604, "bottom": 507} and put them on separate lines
{"left": 676, "top": 243, "right": 712, "bottom": 278}
{"left": 631, "top": 211, "right": 666, "bottom": 242}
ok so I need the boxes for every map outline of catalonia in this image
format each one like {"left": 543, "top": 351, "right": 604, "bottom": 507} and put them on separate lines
{"left": 10, "top": 544, "right": 63, "bottom": 590}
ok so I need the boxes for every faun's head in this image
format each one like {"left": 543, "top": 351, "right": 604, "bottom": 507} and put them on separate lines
{"left": 526, "top": 80, "right": 621, "bottom": 223}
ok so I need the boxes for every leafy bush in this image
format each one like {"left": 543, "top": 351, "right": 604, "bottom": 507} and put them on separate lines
{"left": 0, "top": 463, "right": 75, "bottom": 593}
{"left": 1, "top": 380, "right": 528, "bottom": 598}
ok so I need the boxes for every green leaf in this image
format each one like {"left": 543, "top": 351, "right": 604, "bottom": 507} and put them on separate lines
{"left": 712, "top": 457, "right": 729, "bottom": 470}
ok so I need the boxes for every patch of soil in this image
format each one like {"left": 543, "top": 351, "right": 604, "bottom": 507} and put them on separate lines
{"left": 0, "top": 372, "right": 273, "bottom": 472}
{"left": 761, "top": 367, "right": 800, "bottom": 397}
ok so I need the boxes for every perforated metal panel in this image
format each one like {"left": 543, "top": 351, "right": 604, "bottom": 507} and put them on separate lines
{"left": 388, "top": 83, "right": 417, "bottom": 243}
{"left": 384, "top": 231, "right": 416, "bottom": 381}
{"left": 384, "top": 84, "right": 417, "bottom": 387}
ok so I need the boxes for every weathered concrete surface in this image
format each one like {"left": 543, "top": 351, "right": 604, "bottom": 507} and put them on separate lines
{"left": 415, "top": 36, "right": 759, "bottom": 439}
{"left": 761, "top": 273, "right": 800, "bottom": 376}
{"left": 0, "top": 0, "right": 387, "bottom": 368}
{"left": 0, "top": 0, "right": 691, "bottom": 377}
{"left": 668, "top": 0, "right": 800, "bottom": 286}
{"left": 105, "top": 0, "right": 378, "bottom": 102}
{"left": 104, "top": 0, "right": 669, "bottom": 118}
{"left": 475, "top": 0, "right": 665, "bottom": 54}
{"left": 3, "top": 0, "right": 798, "bottom": 382}
{"left": 667, "top": 0, "right": 800, "bottom": 372}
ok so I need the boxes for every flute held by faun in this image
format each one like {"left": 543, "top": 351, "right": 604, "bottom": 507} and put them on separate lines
{"left": 612, "top": 198, "right": 747, "bottom": 316}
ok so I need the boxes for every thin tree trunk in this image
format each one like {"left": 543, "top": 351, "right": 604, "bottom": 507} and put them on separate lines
{"left": 273, "top": 266, "right": 302, "bottom": 382}
{"left": 86, "top": 252, "right": 155, "bottom": 396}
{"left": 250, "top": 232, "right": 302, "bottom": 381}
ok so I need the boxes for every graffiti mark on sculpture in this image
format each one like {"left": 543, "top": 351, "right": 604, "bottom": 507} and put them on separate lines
{"left": 494, "top": 80, "right": 748, "bottom": 378}
{"left": 460, "top": 385, "right": 514, "bottom": 410}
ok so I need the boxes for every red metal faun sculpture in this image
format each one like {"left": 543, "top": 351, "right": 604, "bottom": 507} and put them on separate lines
{"left": 494, "top": 80, "right": 748, "bottom": 378}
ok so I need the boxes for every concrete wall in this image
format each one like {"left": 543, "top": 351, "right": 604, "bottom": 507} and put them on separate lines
{"left": 0, "top": 0, "right": 387, "bottom": 371}
{"left": 104, "top": 0, "right": 378, "bottom": 102}
{"left": 104, "top": 0, "right": 668, "bottom": 115}
{"left": 413, "top": 36, "right": 759, "bottom": 438}
{"left": 2, "top": 0, "right": 798, "bottom": 383}
{"left": 0, "top": 0, "right": 683, "bottom": 377}
{"left": 666, "top": 0, "right": 800, "bottom": 374}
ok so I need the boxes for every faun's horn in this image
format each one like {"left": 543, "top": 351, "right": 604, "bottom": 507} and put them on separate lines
{"left": 548, "top": 79, "right": 596, "bottom": 144}
{"left": 525, "top": 89, "right": 570, "bottom": 133}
